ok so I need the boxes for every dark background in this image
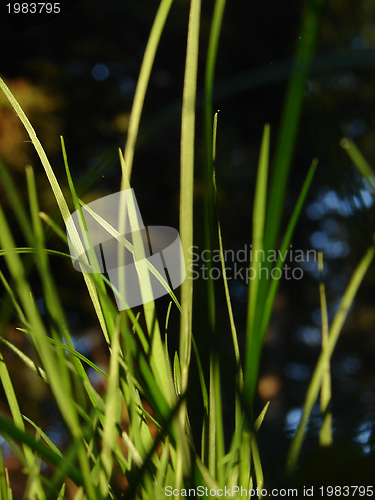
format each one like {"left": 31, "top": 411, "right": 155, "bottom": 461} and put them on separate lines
{"left": 1, "top": 0, "right": 375, "bottom": 488}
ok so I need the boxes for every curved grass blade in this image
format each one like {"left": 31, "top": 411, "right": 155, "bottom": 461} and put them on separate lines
{"left": 264, "top": 0, "right": 326, "bottom": 253}
{"left": 177, "top": 0, "right": 202, "bottom": 486}
{"left": 341, "top": 137, "right": 375, "bottom": 192}
{"left": 0, "top": 413, "right": 83, "bottom": 487}
{"left": 0, "top": 76, "right": 109, "bottom": 348}
{"left": 285, "top": 242, "right": 375, "bottom": 475}
{"left": 260, "top": 159, "right": 318, "bottom": 339}
{"left": 318, "top": 252, "right": 332, "bottom": 446}
{"left": 122, "top": 0, "right": 174, "bottom": 184}
{"left": 203, "top": 0, "right": 227, "bottom": 330}
{"left": 243, "top": 124, "right": 270, "bottom": 411}
{"left": 179, "top": 0, "right": 201, "bottom": 389}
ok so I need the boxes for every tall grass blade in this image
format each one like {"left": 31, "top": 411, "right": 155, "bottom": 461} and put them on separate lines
{"left": 0, "top": 204, "right": 98, "bottom": 500}
{"left": 285, "top": 242, "right": 375, "bottom": 475}
{"left": 203, "top": 0, "right": 227, "bottom": 329}
{"left": 264, "top": 0, "right": 326, "bottom": 252}
{"left": 100, "top": 321, "right": 122, "bottom": 496}
{"left": 341, "top": 137, "right": 375, "bottom": 192}
{"left": 176, "top": 0, "right": 201, "bottom": 488}
{"left": 122, "top": 0, "right": 174, "bottom": 184}
{"left": 244, "top": 124, "right": 270, "bottom": 410}
{"left": 179, "top": 0, "right": 201, "bottom": 393}
{"left": 318, "top": 252, "right": 332, "bottom": 446}
{"left": 0, "top": 76, "right": 109, "bottom": 346}
{"left": 0, "top": 413, "right": 83, "bottom": 487}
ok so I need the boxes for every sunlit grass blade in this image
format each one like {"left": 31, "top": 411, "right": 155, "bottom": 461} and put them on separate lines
{"left": 122, "top": 0, "right": 174, "bottom": 184}
{"left": 100, "top": 321, "right": 122, "bottom": 497}
{"left": 318, "top": 252, "right": 332, "bottom": 446}
{"left": 239, "top": 430, "right": 251, "bottom": 489}
{"left": 26, "top": 165, "right": 93, "bottom": 416}
{"left": 0, "top": 203, "right": 98, "bottom": 500}
{"left": 124, "top": 395, "right": 186, "bottom": 498}
{"left": 57, "top": 483, "right": 66, "bottom": 500}
{"left": 155, "top": 438, "right": 171, "bottom": 493}
{"left": 0, "top": 413, "right": 83, "bottom": 487}
{"left": 39, "top": 212, "right": 69, "bottom": 243}
{"left": 0, "top": 269, "right": 28, "bottom": 325}
{"left": 203, "top": 0, "right": 227, "bottom": 330}
{"left": 206, "top": 110, "right": 225, "bottom": 483}
{"left": 208, "top": 352, "right": 225, "bottom": 482}
{"left": 0, "top": 77, "right": 70, "bottom": 222}
{"left": 212, "top": 131, "right": 243, "bottom": 437}
{"left": 341, "top": 137, "right": 375, "bottom": 192}
{"left": 0, "top": 337, "right": 47, "bottom": 383}
{"left": 16, "top": 327, "right": 108, "bottom": 384}
{"left": 176, "top": 0, "right": 201, "bottom": 487}
{"left": 0, "top": 350, "right": 45, "bottom": 498}
{"left": 264, "top": 0, "right": 326, "bottom": 253}
{"left": 22, "top": 415, "right": 63, "bottom": 457}
{"left": 62, "top": 137, "right": 115, "bottom": 346}
{"left": 244, "top": 123, "right": 270, "bottom": 410}
{"left": 179, "top": 0, "right": 201, "bottom": 391}
{"left": 250, "top": 431, "right": 264, "bottom": 498}
{"left": 285, "top": 242, "right": 375, "bottom": 475}
{"left": 0, "top": 76, "right": 110, "bottom": 348}
{"left": 0, "top": 159, "right": 34, "bottom": 244}
{"left": 120, "top": 193, "right": 175, "bottom": 410}
{"left": 254, "top": 401, "right": 270, "bottom": 432}
{"left": 0, "top": 446, "right": 8, "bottom": 500}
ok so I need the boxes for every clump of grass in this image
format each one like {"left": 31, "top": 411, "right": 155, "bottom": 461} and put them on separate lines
{"left": 0, "top": 0, "right": 374, "bottom": 498}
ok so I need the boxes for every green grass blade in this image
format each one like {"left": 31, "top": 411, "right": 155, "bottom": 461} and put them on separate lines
{"left": 100, "top": 321, "right": 122, "bottom": 497}
{"left": 341, "top": 137, "right": 375, "bottom": 192}
{"left": 254, "top": 401, "right": 270, "bottom": 432}
{"left": 318, "top": 252, "right": 332, "bottom": 446}
{"left": 0, "top": 159, "right": 33, "bottom": 244}
{"left": 264, "top": 0, "right": 326, "bottom": 253}
{"left": 39, "top": 212, "right": 69, "bottom": 244}
{"left": 179, "top": 0, "right": 201, "bottom": 392}
{"left": 57, "top": 483, "right": 66, "bottom": 500}
{"left": 250, "top": 431, "right": 264, "bottom": 497}
{"left": 0, "top": 78, "right": 70, "bottom": 222}
{"left": 26, "top": 165, "right": 92, "bottom": 418}
{"left": 285, "top": 242, "right": 375, "bottom": 475}
{"left": 243, "top": 159, "right": 317, "bottom": 419}
{"left": 0, "top": 270, "right": 28, "bottom": 325}
{"left": 22, "top": 415, "right": 63, "bottom": 457}
{"left": 16, "top": 328, "right": 108, "bottom": 383}
{"left": 0, "top": 204, "right": 98, "bottom": 500}
{"left": 0, "top": 337, "right": 47, "bottom": 383}
{"left": 122, "top": 0, "right": 174, "bottom": 184}
{"left": 248, "top": 124, "right": 270, "bottom": 325}
{"left": 214, "top": 185, "right": 240, "bottom": 374}
{"left": 203, "top": 0, "right": 227, "bottom": 330}
{"left": 239, "top": 429, "right": 252, "bottom": 489}
{"left": 243, "top": 124, "right": 270, "bottom": 410}
{"left": 0, "top": 413, "right": 83, "bottom": 487}
{"left": 0, "top": 76, "right": 109, "bottom": 348}
{"left": 177, "top": 0, "right": 201, "bottom": 487}
{"left": 0, "top": 350, "right": 44, "bottom": 493}
{"left": 212, "top": 138, "right": 243, "bottom": 434}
